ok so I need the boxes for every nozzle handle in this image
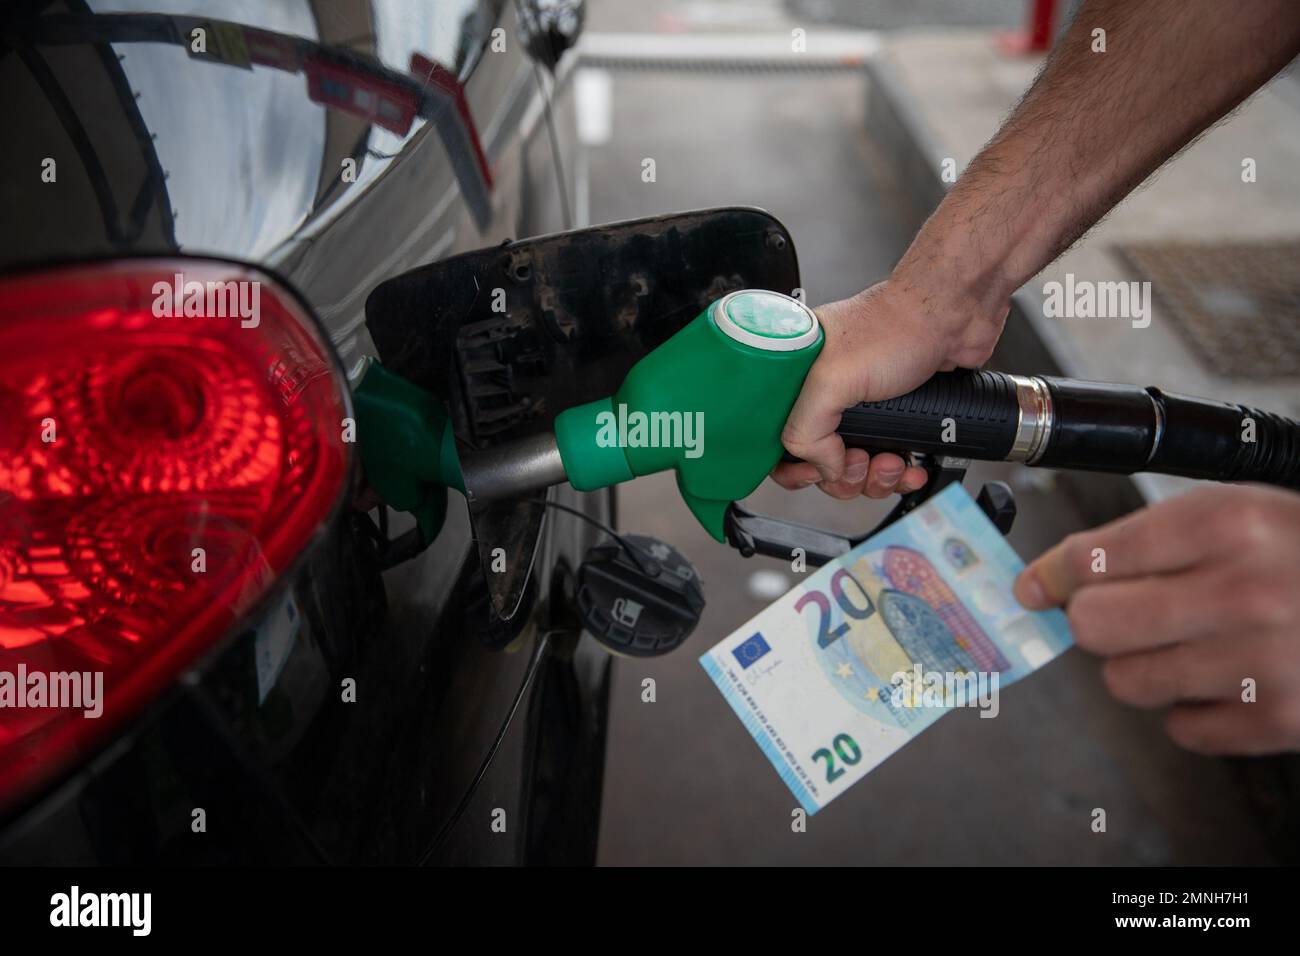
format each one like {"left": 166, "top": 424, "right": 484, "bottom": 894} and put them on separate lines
{"left": 835, "top": 369, "right": 1022, "bottom": 461}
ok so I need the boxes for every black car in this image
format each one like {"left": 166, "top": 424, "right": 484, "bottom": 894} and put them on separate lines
{"left": 0, "top": 0, "right": 611, "bottom": 865}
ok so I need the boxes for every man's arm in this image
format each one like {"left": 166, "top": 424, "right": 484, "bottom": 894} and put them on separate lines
{"left": 776, "top": 0, "right": 1300, "bottom": 497}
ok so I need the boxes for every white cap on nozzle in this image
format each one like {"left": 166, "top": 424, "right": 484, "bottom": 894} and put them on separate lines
{"left": 710, "top": 289, "right": 820, "bottom": 352}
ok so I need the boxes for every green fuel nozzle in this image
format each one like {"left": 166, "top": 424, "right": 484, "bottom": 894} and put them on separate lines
{"left": 553, "top": 290, "right": 823, "bottom": 538}
{"left": 354, "top": 290, "right": 822, "bottom": 543}
{"left": 353, "top": 359, "right": 464, "bottom": 542}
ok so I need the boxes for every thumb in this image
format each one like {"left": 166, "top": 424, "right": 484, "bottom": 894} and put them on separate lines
{"left": 781, "top": 363, "right": 856, "bottom": 482}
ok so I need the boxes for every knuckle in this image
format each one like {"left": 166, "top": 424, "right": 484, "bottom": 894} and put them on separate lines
{"left": 1238, "top": 503, "right": 1275, "bottom": 548}
{"left": 1103, "top": 655, "right": 1167, "bottom": 707}
{"left": 1066, "top": 589, "right": 1107, "bottom": 651}
{"left": 1218, "top": 499, "right": 1276, "bottom": 553}
{"left": 779, "top": 422, "right": 809, "bottom": 453}
{"left": 1237, "top": 580, "right": 1293, "bottom": 630}
{"left": 954, "top": 342, "right": 996, "bottom": 368}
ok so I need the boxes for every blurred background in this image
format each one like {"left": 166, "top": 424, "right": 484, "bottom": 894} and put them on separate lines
{"left": 577, "top": 0, "right": 1300, "bottom": 864}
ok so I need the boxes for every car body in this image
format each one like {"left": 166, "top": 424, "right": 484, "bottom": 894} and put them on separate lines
{"left": 0, "top": 0, "right": 609, "bottom": 865}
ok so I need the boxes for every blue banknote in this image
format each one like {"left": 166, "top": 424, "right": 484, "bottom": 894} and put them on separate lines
{"left": 700, "top": 483, "right": 1073, "bottom": 813}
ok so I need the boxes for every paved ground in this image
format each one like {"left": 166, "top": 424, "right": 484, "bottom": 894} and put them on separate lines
{"left": 577, "top": 22, "right": 1280, "bottom": 863}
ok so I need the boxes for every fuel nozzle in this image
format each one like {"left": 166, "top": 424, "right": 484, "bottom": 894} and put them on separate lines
{"left": 357, "top": 289, "right": 824, "bottom": 542}
{"left": 550, "top": 289, "right": 823, "bottom": 539}
{"left": 352, "top": 359, "right": 464, "bottom": 542}
{"left": 451, "top": 289, "right": 823, "bottom": 533}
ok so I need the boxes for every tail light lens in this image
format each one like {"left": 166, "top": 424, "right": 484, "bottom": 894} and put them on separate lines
{"left": 0, "top": 260, "right": 350, "bottom": 809}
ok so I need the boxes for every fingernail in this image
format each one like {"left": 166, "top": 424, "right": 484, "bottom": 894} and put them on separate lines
{"left": 878, "top": 467, "right": 903, "bottom": 484}
{"left": 799, "top": 477, "right": 819, "bottom": 487}
{"left": 846, "top": 462, "right": 869, "bottom": 483}
{"left": 1014, "top": 570, "right": 1048, "bottom": 609}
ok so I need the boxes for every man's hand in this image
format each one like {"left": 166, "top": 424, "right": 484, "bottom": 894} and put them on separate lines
{"left": 770, "top": 0, "right": 1300, "bottom": 502}
{"left": 772, "top": 279, "right": 1004, "bottom": 499}
{"left": 1014, "top": 485, "right": 1300, "bottom": 755}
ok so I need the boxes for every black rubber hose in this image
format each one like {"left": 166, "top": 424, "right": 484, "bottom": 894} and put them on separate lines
{"left": 833, "top": 369, "right": 1300, "bottom": 490}
{"left": 1145, "top": 388, "right": 1300, "bottom": 488}
{"left": 1036, "top": 377, "right": 1156, "bottom": 473}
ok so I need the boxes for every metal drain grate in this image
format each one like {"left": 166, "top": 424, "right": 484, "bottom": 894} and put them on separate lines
{"left": 1117, "top": 240, "right": 1300, "bottom": 379}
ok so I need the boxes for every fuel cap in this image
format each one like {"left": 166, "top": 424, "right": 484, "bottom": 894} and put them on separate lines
{"left": 711, "top": 289, "right": 820, "bottom": 352}
{"left": 576, "top": 534, "right": 705, "bottom": 657}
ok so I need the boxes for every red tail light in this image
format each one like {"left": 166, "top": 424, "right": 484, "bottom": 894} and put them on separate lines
{"left": 0, "top": 260, "right": 350, "bottom": 808}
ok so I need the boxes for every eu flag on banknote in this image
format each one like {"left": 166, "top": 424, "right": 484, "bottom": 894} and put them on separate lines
{"left": 732, "top": 633, "right": 771, "bottom": 669}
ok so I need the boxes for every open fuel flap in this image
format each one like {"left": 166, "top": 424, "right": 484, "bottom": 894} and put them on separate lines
{"left": 364, "top": 206, "right": 801, "bottom": 619}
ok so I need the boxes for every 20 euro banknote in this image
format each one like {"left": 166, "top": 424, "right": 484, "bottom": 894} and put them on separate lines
{"left": 699, "top": 483, "right": 1073, "bottom": 814}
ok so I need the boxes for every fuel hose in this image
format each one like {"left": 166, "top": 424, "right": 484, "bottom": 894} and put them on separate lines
{"left": 835, "top": 370, "right": 1300, "bottom": 489}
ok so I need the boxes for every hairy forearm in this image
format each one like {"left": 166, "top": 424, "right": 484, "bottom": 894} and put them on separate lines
{"left": 895, "top": 0, "right": 1300, "bottom": 350}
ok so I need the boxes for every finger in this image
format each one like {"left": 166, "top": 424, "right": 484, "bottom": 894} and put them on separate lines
{"left": 1165, "top": 701, "right": 1300, "bottom": 756}
{"left": 863, "top": 453, "right": 907, "bottom": 498}
{"left": 1064, "top": 568, "right": 1225, "bottom": 656}
{"left": 786, "top": 431, "right": 846, "bottom": 484}
{"left": 1014, "top": 491, "right": 1225, "bottom": 608}
{"left": 815, "top": 448, "right": 870, "bottom": 500}
{"left": 896, "top": 465, "right": 930, "bottom": 494}
{"left": 1101, "top": 638, "right": 1254, "bottom": 709}
{"left": 770, "top": 460, "right": 821, "bottom": 489}
{"left": 781, "top": 365, "right": 858, "bottom": 482}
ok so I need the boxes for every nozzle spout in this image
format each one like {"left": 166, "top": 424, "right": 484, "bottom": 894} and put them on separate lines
{"left": 460, "top": 432, "right": 568, "bottom": 502}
